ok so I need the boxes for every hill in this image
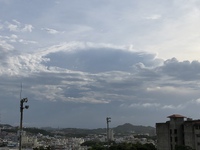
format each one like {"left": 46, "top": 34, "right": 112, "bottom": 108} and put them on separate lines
{"left": 113, "top": 123, "right": 155, "bottom": 135}
{"left": 60, "top": 123, "right": 155, "bottom": 136}
{"left": 0, "top": 123, "right": 155, "bottom": 137}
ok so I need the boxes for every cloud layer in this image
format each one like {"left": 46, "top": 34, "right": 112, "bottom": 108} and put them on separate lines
{"left": 0, "top": 41, "right": 200, "bottom": 128}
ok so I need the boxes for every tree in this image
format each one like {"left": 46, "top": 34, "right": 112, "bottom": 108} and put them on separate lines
{"left": 175, "top": 145, "right": 194, "bottom": 150}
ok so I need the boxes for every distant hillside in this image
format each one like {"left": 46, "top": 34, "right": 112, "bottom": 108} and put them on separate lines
{"left": 60, "top": 123, "right": 155, "bottom": 136}
{"left": 0, "top": 124, "right": 13, "bottom": 128}
{"left": 113, "top": 123, "right": 155, "bottom": 135}
{"left": 0, "top": 123, "right": 155, "bottom": 137}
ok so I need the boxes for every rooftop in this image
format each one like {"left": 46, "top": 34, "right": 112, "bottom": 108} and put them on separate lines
{"left": 167, "top": 114, "right": 186, "bottom": 118}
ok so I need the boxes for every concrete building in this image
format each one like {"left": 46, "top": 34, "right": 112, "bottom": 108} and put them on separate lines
{"left": 108, "top": 129, "right": 114, "bottom": 141}
{"left": 156, "top": 114, "right": 200, "bottom": 150}
{"left": 19, "top": 131, "right": 38, "bottom": 148}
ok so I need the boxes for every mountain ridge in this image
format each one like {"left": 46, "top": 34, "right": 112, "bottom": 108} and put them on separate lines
{"left": 57, "top": 123, "right": 156, "bottom": 136}
{"left": 0, "top": 123, "right": 155, "bottom": 136}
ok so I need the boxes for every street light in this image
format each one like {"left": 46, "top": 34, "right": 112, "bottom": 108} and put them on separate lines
{"left": 19, "top": 98, "right": 29, "bottom": 150}
{"left": 106, "top": 117, "right": 111, "bottom": 144}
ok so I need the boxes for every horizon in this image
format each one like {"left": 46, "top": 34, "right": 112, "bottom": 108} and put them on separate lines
{"left": 0, "top": 122, "right": 156, "bottom": 130}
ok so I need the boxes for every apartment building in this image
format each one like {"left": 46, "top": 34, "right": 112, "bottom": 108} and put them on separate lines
{"left": 156, "top": 114, "right": 200, "bottom": 150}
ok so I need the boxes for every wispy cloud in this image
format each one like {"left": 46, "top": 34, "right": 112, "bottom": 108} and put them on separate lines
{"left": 0, "top": 40, "right": 14, "bottom": 51}
{"left": 6, "top": 20, "right": 33, "bottom": 32}
{"left": 42, "top": 28, "right": 62, "bottom": 34}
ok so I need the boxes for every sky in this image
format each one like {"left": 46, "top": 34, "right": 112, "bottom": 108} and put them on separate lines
{"left": 1, "top": 0, "right": 200, "bottom": 129}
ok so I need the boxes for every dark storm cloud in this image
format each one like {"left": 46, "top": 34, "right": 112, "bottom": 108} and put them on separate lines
{"left": 158, "top": 58, "right": 200, "bottom": 80}
{"left": 44, "top": 47, "right": 160, "bottom": 73}
{"left": 1, "top": 42, "right": 200, "bottom": 127}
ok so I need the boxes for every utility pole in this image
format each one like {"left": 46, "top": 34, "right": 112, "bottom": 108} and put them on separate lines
{"left": 106, "top": 117, "right": 111, "bottom": 146}
{"left": 19, "top": 98, "right": 29, "bottom": 150}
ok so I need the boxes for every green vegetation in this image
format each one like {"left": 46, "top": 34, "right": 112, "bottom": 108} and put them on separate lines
{"left": 61, "top": 123, "right": 155, "bottom": 136}
{"left": 23, "top": 127, "right": 53, "bottom": 136}
{"left": 33, "top": 146, "right": 51, "bottom": 150}
{"left": 0, "top": 123, "right": 155, "bottom": 137}
{"left": 81, "top": 141, "right": 156, "bottom": 150}
{"left": 1, "top": 127, "right": 53, "bottom": 136}
{"left": 109, "top": 143, "right": 156, "bottom": 150}
{"left": 175, "top": 145, "right": 194, "bottom": 150}
{"left": 114, "top": 123, "right": 155, "bottom": 136}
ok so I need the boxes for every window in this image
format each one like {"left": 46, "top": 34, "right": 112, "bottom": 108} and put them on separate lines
{"left": 175, "top": 137, "right": 178, "bottom": 142}
{"left": 195, "top": 125, "right": 200, "bottom": 130}
{"left": 174, "top": 129, "right": 177, "bottom": 134}
{"left": 197, "top": 134, "right": 200, "bottom": 137}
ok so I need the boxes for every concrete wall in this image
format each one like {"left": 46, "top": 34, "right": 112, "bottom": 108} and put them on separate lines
{"left": 156, "top": 122, "right": 170, "bottom": 150}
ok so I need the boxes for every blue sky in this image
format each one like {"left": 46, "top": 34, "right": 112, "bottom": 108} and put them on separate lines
{"left": 1, "top": 0, "right": 200, "bottom": 128}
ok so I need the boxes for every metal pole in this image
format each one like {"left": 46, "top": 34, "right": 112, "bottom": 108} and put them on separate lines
{"left": 19, "top": 100, "right": 23, "bottom": 150}
{"left": 106, "top": 117, "right": 111, "bottom": 145}
{"left": 19, "top": 98, "right": 28, "bottom": 150}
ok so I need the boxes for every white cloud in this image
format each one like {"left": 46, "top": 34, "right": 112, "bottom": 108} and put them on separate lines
{"left": 193, "top": 98, "right": 200, "bottom": 104}
{"left": 9, "top": 34, "right": 18, "bottom": 42}
{"left": 161, "top": 104, "right": 184, "bottom": 110}
{"left": 42, "top": 28, "right": 61, "bottom": 34}
{"left": 6, "top": 21, "right": 33, "bottom": 32}
{"left": 12, "top": 19, "right": 20, "bottom": 25}
{"left": 22, "top": 24, "right": 33, "bottom": 32}
{"left": 11, "top": 34, "right": 18, "bottom": 39}
{"left": 0, "top": 40, "right": 14, "bottom": 51}
{"left": 18, "top": 39, "right": 37, "bottom": 44}
{"left": 142, "top": 103, "right": 160, "bottom": 108}
{"left": 7, "top": 23, "right": 18, "bottom": 32}
{"left": 125, "top": 102, "right": 160, "bottom": 109}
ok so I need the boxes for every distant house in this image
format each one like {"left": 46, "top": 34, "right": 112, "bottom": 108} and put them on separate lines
{"left": 156, "top": 114, "right": 200, "bottom": 150}
{"left": 21, "top": 131, "right": 38, "bottom": 148}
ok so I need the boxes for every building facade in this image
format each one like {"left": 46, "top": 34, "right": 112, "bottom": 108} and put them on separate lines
{"left": 156, "top": 114, "right": 200, "bottom": 150}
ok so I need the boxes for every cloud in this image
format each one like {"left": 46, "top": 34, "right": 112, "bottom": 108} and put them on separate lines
{"left": 12, "top": 19, "right": 20, "bottom": 25}
{"left": 18, "top": 39, "right": 37, "bottom": 44}
{"left": 22, "top": 24, "right": 33, "bottom": 32}
{"left": 7, "top": 23, "right": 18, "bottom": 32}
{"left": 0, "top": 42, "right": 160, "bottom": 105}
{"left": 7, "top": 34, "right": 18, "bottom": 43}
{"left": 5, "top": 21, "right": 33, "bottom": 32}
{"left": 0, "top": 42, "right": 199, "bottom": 105}
{"left": 161, "top": 104, "right": 184, "bottom": 110}
{"left": 158, "top": 58, "right": 200, "bottom": 80}
{"left": 42, "top": 28, "right": 62, "bottom": 34}
{"left": 127, "top": 103, "right": 160, "bottom": 108}
{"left": 0, "top": 40, "right": 14, "bottom": 51}
{"left": 0, "top": 41, "right": 200, "bottom": 127}
{"left": 42, "top": 42, "right": 160, "bottom": 73}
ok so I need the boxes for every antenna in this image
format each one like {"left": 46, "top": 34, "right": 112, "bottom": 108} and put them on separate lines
{"left": 0, "top": 113, "right": 1, "bottom": 133}
{"left": 20, "top": 82, "right": 22, "bottom": 100}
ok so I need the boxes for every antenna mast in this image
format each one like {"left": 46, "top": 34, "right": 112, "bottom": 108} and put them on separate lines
{"left": 20, "top": 82, "right": 22, "bottom": 100}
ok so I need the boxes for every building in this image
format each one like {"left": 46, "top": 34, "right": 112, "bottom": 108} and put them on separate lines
{"left": 108, "top": 129, "right": 114, "bottom": 141}
{"left": 156, "top": 114, "right": 200, "bottom": 150}
{"left": 19, "top": 131, "right": 38, "bottom": 148}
